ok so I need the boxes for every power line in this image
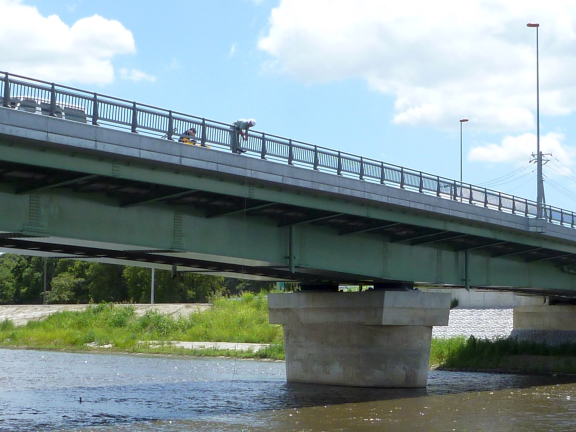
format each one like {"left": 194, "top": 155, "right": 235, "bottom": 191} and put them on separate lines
{"left": 506, "top": 175, "right": 538, "bottom": 194}
{"left": 547, "top": 159, "right": 576, "bottom": 185}
{"left": 477, "top": 163, "right": 533, "bottom": 187}
{"left": 543, "top": 175, "right": 576, "bottom": 204}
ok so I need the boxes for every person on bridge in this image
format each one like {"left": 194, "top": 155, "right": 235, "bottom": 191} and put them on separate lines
{"left": 179, "top": 127, "right": 197, "bottom": 145}
{"left": 230, "top": 119, "right": 256, "bottom": 154}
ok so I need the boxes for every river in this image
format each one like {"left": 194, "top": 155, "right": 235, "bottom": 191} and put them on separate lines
{"left": 1, "top": 348, "right": 576, "bottom": 431}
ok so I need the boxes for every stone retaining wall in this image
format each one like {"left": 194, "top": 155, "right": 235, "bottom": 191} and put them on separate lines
{"left": 0, "top": 304, "right": 211, "bottom": 326}
{"left": 433, "top": 308, "right": 513, "bottom": 340}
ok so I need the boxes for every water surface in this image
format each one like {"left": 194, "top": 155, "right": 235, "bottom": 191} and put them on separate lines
{"left": 1, "top": 349, "right": 576, "bottom": 431}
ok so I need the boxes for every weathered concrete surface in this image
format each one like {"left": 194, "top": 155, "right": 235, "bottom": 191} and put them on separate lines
{"left": 514, "top": 305, "right": 576, "bottom": 331}
{"left": 421, "top": 288, "right": 545, "bottom": 309}
{"left": 269, "top": 291, "right": 451, "bottom": 388}
{"left": 512, "top": 305, "right": 576, "bottom": 345}
{"left": 0, "top": 304, "right": 211, "bottom": 326}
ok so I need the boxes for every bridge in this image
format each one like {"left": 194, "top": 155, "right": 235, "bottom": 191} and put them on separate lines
{"left": 2, "top": 71, "right": 576, "bottom": 388}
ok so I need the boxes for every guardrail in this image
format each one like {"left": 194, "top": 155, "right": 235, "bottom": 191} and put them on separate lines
{"left": 1, "top": 71, "right": 573, "bottom": 228}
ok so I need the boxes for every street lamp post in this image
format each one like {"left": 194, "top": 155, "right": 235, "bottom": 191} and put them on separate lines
{"left": 459, "top": 118, "right": 469, "bottom": 184}
{"left": 527, "top": 22, "right": 544, "bottom": 219}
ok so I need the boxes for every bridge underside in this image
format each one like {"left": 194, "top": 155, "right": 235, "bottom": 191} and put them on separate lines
{"left": 2, "top": 112, "right": 576, "bottom": 295}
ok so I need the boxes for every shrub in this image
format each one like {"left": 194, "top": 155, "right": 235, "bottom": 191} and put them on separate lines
{"left": 0, "top": 319, "right": 14, "bottom": 331}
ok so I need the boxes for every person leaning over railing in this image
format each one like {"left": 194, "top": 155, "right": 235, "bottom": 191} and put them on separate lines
{"left": 230, "top": 119, "right": 256, "bottom": 154}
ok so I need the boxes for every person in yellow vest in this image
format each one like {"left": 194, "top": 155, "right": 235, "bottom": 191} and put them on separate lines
{"left": 179, "top": 127, "right": 197, "bottom": 145}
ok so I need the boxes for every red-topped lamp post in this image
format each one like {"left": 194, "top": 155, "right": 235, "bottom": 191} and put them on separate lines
{"left": 527, "top": 22, "right": 544, "bottom": 219}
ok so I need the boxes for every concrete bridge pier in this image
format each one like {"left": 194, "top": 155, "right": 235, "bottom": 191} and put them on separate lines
{"left": 268, "top": 290, "right": 451, "bottom": 388}
{"left": 513, "top": 303, "right": 576, "bottom": 345}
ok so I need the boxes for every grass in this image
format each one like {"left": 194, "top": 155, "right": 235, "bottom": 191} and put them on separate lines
{"left": 430, "top": 335, "right": 576, "bottom": 374}
{"left": 4, "top": 297, "right": 576, "bottom": 373}
{"left": 0, "top": 292, "right": 285, "bottom": 360}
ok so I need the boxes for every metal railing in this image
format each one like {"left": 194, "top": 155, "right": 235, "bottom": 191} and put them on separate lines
{"left": 1, "top": 71, "right": 574, "bottom": 228}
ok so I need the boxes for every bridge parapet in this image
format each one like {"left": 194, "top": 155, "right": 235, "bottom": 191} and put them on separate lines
{"left": 1, "top": 70, "right": 574, "bottom": 229}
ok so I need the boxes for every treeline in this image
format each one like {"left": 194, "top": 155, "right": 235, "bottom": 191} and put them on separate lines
{"left": 0, "top": 254, "right": 279, "bottom": 305}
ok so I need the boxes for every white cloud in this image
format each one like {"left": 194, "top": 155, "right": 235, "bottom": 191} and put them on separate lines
{"left": 0, "top": 0, "right": 136, "bottom": 84}
{"left": 469, "top": 132, "right": 575, "bottom": 173}
{"left": 258, "top": 0, "right": 576, "bottom": 131}
{"left": 119, "top": 68, "right": 156, "bottom": 82}
{"left": 229, "top": 43, "right": 237, "bottom": 57}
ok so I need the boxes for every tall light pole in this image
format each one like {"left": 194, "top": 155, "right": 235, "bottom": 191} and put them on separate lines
{"left": 459, "top": 118, "right": 469, "bottom": 184}
{"left": 527, "top": 22, "right": 544, "bottom": 219}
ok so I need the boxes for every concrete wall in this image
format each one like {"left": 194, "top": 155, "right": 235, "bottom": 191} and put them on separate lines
{"left": 420, "top": 288, "right": 545, "bottom": 309}
{"left": 0, "top": 303, "right": 210, "bottom": 326}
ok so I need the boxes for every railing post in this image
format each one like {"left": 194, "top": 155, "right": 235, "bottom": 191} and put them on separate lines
{"left": 525, "top": 199, "right": 529, "bottom": 217}
{"left": 201, "top": 118, "right": 207, "bottom": 147}
{"left": 453, "top": 180, "right": 458, "bottom": 201}
{"left": 131, "top": 102, "right": 138, "bottom": 133}
{"left": 561, "top": 209, "right": 564, "bottom": 226}
{"left": 469, "top": 184, "right": 473, "bottom": 204}
{"left": 167, "top": 110, "right": 174, "bottom": 140}
{"left": 498, "top": 193, "right": 502, "bottom": 211}
{"left": 313, "top": 146, "right": 319, "bottom": 170}
{"left": 338, "top": 152, "right": 343, "bottom": 176}
{"left": 49, "top": 83, "right": 56, "bottom": 116}
{"left": 260, "top": 133, "right": 267, "bottom": 159}
{"left": 572, "top": 213, "right": 575, "bottom": 229}
{"left": 3, "top": 73, "right": 10, "bottom": 107}
{"left": 512, "top": 196, "right": 516, "bottom": 214}
{"left": 436, "top": 176, "right": 441, "bottom": 197}
{"left": 484, "top": 189, "right": 488, "bottom": 207}
{"left": 418, "top": 172, "right": 423, "bottom": 193}
{"left": 288, "top": 139, "right": 294, "bottom": 165}
{"left": 548, "top": 206, "right": 552, "bottom": 223}
{"left": 359, "top": 157, "right": 364, "bottom": 180}
{"left": 92, "top": 93, "right": 99, "bottom": 125}
{"left": 381, "top": 163, "right": 386, "bottom": 184}
{"left": 400, "top": 167, "right": 405, "bottom": 189}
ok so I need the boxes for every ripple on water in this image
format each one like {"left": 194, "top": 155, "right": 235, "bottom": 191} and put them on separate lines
{"left": 2, "top": 349, "right": 576, "bottom": 432}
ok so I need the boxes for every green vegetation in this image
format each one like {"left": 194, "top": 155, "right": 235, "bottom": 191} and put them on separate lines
{"left": 3, "top": 298, "right": 576, "bottom": 371}
{"left": 430, "top": 336, "right": 576, "bottom": 374}
{"left": 0, "top": 253, "right": 284, "bottom": 305}
{"left": 0, "top": 292, "right": 285, "bottom": 360}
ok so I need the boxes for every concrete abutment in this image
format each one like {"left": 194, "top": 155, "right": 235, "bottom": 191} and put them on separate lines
{"left": 513, "top": 304, "right": 576, "bottom": 345}
{"left": 268, "top": 290, "right": 451, "bottom": 387}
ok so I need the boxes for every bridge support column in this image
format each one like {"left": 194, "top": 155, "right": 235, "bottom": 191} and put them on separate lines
{"left": 268, "top": 290, "right": 451, "bottom": 387}
{"left": 513, "top": 305, "right": 576, "bottom": 345}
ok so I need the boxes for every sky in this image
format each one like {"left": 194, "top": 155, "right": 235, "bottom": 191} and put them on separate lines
{"left": 2, "top": 0, "right": 576, "bottom": 211}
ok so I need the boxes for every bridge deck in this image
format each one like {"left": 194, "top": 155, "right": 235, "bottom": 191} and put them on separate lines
{"left": 2, "top": 72, "right": 576, "bottom": 294}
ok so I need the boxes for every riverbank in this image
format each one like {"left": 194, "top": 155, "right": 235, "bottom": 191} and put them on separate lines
{"left": 430, "top": 335, "right": 576, "bottom": 376}
{"left": 0, "top": 303, "right": 211, "bottom": 326}
{"left": 0, "top": 293, "right": 285, "bottom": 360}
{"left": 3, "top": 298, "right": 576, "bottom": 375}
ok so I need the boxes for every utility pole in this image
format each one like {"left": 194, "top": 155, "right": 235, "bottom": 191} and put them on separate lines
{"left": 43, "top": 257, "right": 47, "bottom": 305}
{"left": 527, "top": 23, "right": 545, "bottom": 219}
{"left": 151, "top": 268, "right": 155, "bottom": 305}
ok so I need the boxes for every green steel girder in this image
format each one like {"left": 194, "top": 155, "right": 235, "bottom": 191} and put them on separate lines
{"left": 0, "top": 186, "right": 576, "bottom": 292}
{"left": 2, "top": 138, "right": 576, "bottom": 292}
{"left": 1, "top": 139, "right": 573, "bottom": 254}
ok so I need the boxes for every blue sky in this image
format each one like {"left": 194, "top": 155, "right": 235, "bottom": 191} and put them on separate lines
{"left": 3, "top": 0, "right": 576, "bottom": 211}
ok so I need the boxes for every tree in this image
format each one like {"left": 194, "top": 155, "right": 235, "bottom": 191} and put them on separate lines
{"left": 11, "top": 256, "right": 56, "bottom": 304}
{"left": 0, "top": 254, "right": 18, "bottom": 304}
{"left": 123, "top": 266, "right": 226, "bottom": 303}
{"left": 46, "top": 272, "right": 84, "bottom": 304}
{"left": 86, "top": 263, "right": 128, "bottom": 303}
